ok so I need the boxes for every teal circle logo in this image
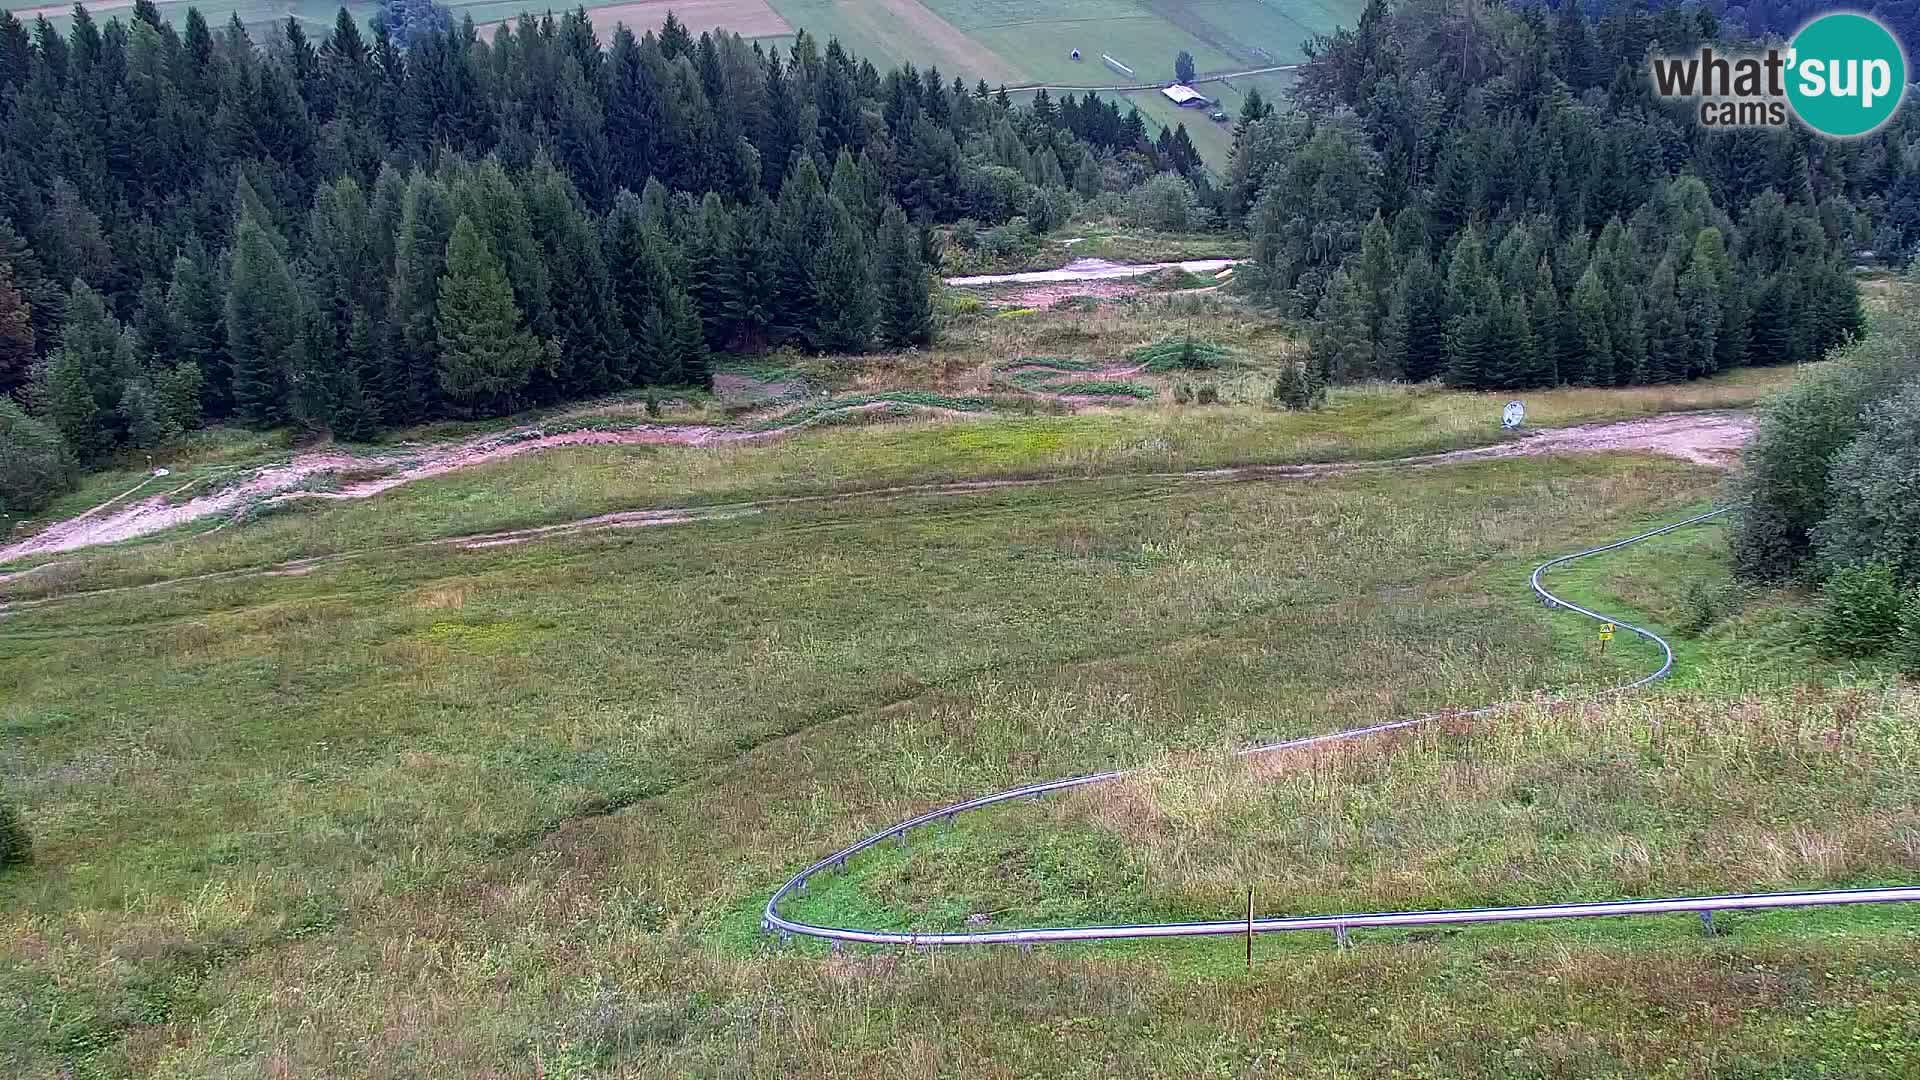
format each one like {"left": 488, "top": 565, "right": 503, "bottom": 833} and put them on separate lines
{"left": 1786, "top": 13, "right": 1907, "bottom": 137}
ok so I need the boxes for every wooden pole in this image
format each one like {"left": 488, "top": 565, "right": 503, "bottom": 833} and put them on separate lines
{"left": 1246, "top": 886, "right": 1254, "bottom": 971}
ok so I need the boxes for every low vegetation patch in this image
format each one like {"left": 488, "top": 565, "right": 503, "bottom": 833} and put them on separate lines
{"left": 1131, "top": 335, "right": 1234, "bottom": 372}
{"left": 1045, "top": 381, "right": 1155, "bottom": 399}
{"left": 736, "top": 391, "right": 991, "bottom": 432}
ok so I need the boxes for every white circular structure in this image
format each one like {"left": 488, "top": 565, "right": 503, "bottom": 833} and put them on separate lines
{"left": 1502, "top": 400, "right": 1526, "bottom": 429}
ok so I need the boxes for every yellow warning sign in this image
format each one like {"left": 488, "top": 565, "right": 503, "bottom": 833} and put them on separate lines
{"left": 1599, "top": 623, "right": 1615, "bottom": 639}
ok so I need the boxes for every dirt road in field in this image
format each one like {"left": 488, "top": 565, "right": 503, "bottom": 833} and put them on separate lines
{"left": 945, "top": 257, "right": 1241, "bottom": 288}
{"left": 0, "top": 411, "right": 1753, "bottom": 615}
{"left": 0, "top": 401, "right": 980, "bottom": 565}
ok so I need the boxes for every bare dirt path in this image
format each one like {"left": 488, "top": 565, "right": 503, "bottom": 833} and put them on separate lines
{"left": 997, "top": 63, "right": 1300, "bottom": 93}
{"left": 0, "top": 402, "right": 982, "bottom": 565}
{"left": 945, "top": 257, "right": 1241, "bottom": 288}
{"left": 0, "top": 411, "right": 1753, "bottom": 616}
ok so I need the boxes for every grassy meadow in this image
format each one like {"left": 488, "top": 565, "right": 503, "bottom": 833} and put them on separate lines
{"left": 6, "top": 405, "right": 1920, "bottom": 1077}
{"left": 1, "top": 285, "right": 1806, "bottom": 600}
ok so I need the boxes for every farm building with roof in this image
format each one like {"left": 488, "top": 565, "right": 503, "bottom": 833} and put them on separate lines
{"left": 1161, "top": 84, "right": 1211, "bottom": 107}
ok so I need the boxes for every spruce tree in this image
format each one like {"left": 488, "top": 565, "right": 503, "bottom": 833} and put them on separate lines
{"left": 688, "top": 193, "right": 742, "bottom": 353}
{"left": 1309, "top": 268, "right": 1371, "bottom": 385}
{"left": 435, "top": 215, "right": 539, "bottom": 415}
{"left": 0, "top": 257, "right": 31, "bottom": 392}
{"left": 812, "top": 201, "right": 877, "bottom": 354}
{"left": 34, "top": 281, "right": 130, "bottom": 461}
{"left": 385, "top": 172, "right": 455, "bottom": 423}
{"left": 1643, "top": 256, "right": 1687, "bottom": 383}
{"left": 772, "top": 156, "right": 834, "bottom": 345}
{"left": 730, "top": 202, "right": 779, "bottom": 349}
{"left": 1528, "top": 257, "right": 1564, "bottom": 387}
{"left": 1679, "top": 232, "right": 1724, "bottom": 379}
{"left": 166, "top": 254, "right": 227, "bottom": 417}
{"left": 1570, "top": 264, "right": 1613, "bottom": 386}
{"left": 526, "top": 160, "right": 620, "bottom": 399}
{"left": 1390, "top": 249, "right": 1446, "bottom": 383}
{"left": 1353, "top": 212, "right": 1395, "bottom": 378}
{"left": 1488, "top": 294, "right": 1537, "bottom": 390}
{"left": 876, "top": 203, "right": 933, "bottom": 349}
{"left": 225, "top": 214, "right": 301, "bottom": 428}
{"left": 1443, "top": 228, "right": 1499, "bottom": 389}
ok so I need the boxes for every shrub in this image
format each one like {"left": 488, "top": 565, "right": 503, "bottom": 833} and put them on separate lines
{"left": 1172, "top": 380, "right": 1194, "bottom": 405}
{"left": 0, "top": 397, "right": 78, "bottom": 514}
{"left": 1195, "top": 382, "right": 1219, "bottom": 405}
{"left": 1131, "top": 335, "right": 1230, "bottom": 371}
{"left": 1732, "top": 323, "right": 1920, "bottom": 582}
{"left": 1127, "top": 173, "right": 1210, "bottom": 232}
{"left": 1271, "top": 362, "right": 1325, "bottom": 410}
{"left": 979, "top": 218, "right": 1034, "bottom": 258}
{"left": 1680, "top": 579, "right": 1737, "bottom": 637}
{"left": 1814, "top": 380, "right": 1920, "bottom": 583}
{"left": 1814, "top": 562, "right": 1905, "bottom": 657}
{"left": 1027, "top": 188, "right": 1074, "bottom": 235}
{"left": 949, "top": 218, "right": 979, "bottom": 250}
{"left": 0, "top": 798, "right": 28, "bottom": 869}
{"left": 1898, "top": 588, "right": 1920, "bottom": 675}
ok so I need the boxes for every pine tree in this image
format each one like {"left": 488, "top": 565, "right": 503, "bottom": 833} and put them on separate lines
{"left": 1487, "top": 293, "right": 1537, "bottom": 390}
{"left": 118, "top": 377, "right": 166, "bottom": 448}
{"left": 876, "top": 202, "right": 932, "bottom": 348}
{"left": 729, "top": 202, "right": 779, "bottom": 350}
{"left": 330, "top": 307, "right": 379, "bottom": 438}
{"left": 1073, "top": 145, "right": 1103, "bottom": 200}
{"left": 1232, "top": 87, "right": 1272, "bottom": 143}
{"left": 435, "top": 215, "right": 539, "bottom": 415}
{"left": 829, "top": 148, "right": 871, "bottom": 223}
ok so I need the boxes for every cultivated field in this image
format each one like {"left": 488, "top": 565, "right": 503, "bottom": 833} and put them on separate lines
{"left": 474, "top": 0, "right": 791, "bottom": 47}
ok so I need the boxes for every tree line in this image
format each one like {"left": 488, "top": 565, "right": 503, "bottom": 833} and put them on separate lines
{"left": 0, "top": 1, "right": 1196, "bottom": 491}
{"left": 1234, "top": 0, "right": 1917, "bottom": 392}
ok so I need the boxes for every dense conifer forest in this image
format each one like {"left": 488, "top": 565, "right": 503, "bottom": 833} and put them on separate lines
{"left": 0, "top": 0, "right": 1913, "bottom": 508}
{"left": 1255, "top": 0, "right": 1919, "bottom": 392}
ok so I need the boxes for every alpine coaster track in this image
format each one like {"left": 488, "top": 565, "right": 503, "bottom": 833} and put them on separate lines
{"left": 762, "top": 508, "right": 1920, "bottom": 949}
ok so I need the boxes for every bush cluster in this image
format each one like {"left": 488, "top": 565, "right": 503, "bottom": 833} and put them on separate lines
{"left": 0, "top": 397, "right": 76, "bottom": 514}
{"left": 0, "top": 797, "right": 29, "bottom": 869}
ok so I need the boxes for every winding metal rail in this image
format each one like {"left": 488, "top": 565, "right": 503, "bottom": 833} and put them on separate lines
{"left": 763, "top": 508, "right": 1920, "bottom": 948}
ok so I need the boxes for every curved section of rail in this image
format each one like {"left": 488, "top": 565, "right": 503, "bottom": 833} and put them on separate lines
{"left": 762, "top": 508, "right": 1920, "bottom": 947}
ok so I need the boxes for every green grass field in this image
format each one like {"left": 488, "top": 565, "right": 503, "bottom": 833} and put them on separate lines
{"left": 4, "top": 0, "right": 377, "bottom": 36}
{"left": 7, "top": 420, "right": 1919, "bottom": 1076}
